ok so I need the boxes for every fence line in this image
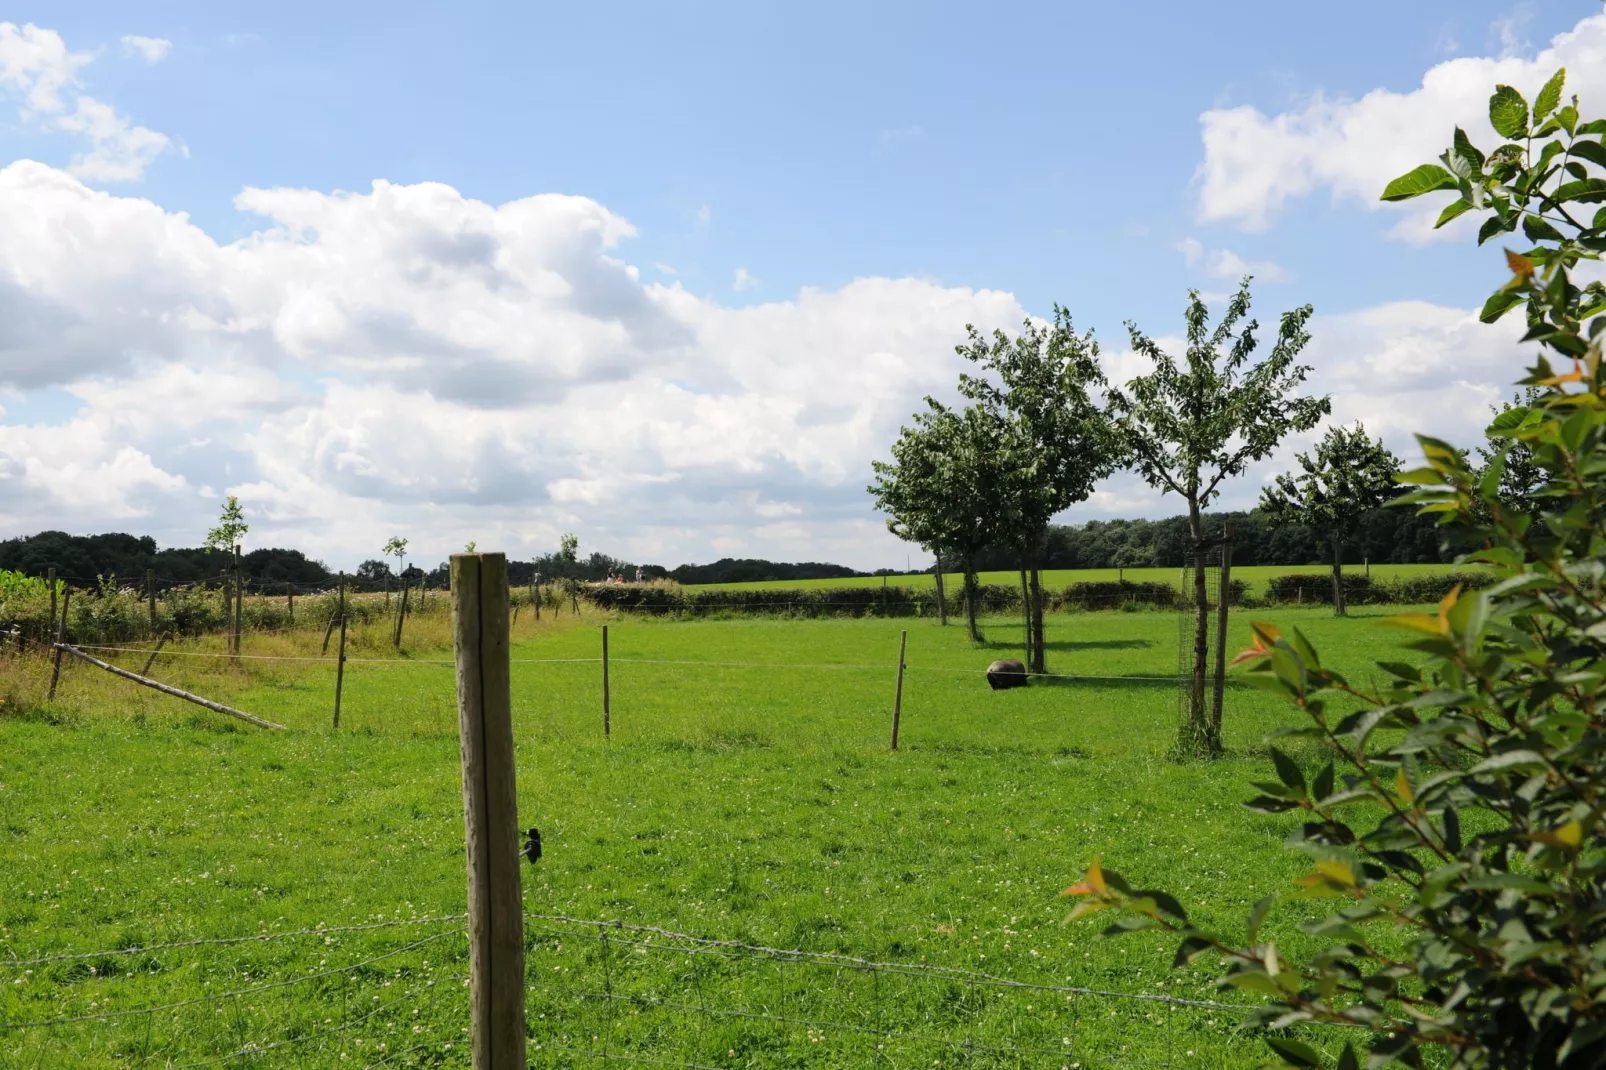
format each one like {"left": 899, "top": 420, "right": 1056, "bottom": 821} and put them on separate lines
{"left": 0, "top": 912, "right": 469, "bottom": 969}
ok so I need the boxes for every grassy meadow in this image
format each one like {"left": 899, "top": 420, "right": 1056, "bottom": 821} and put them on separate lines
{"left": 0, "top": 602, "right": 1435, "bottom": 1068}
{"left": 684, "top": 562, "right": 1471, "bottom": 596}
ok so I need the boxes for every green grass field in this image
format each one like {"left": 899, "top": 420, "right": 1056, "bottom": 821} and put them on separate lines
{"left": 685, "top": 562, "right": 1472, "bottom": 596}
{"left": 0, "top": 605, "right": 1432, "bottom": 1068}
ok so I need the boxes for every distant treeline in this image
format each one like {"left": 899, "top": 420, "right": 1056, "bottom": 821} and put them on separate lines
{"left": 0, "top": 531, "right": 333, "bottom": 586}
{"left": 0, "top": 504, "right": 1448, "bottom": 595}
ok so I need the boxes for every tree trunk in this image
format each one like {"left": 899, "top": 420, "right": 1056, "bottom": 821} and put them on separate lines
{"left": 963, "top": 554, "right": 980, "bottom": 642}
{"left": 933, "top": 554, "right": 948, "bottom": 626}
{"left": 1181, "top": 501, "right": 1216, "bottom": 758}
{"left": 1028, "top": 530, "right": 1046, "bottom": 674}
{"left": 1332, "top": 541, "right": 1346, "bottom": 617}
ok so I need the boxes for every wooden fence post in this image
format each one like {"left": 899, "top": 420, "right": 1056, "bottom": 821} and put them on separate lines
{"left": 47, "top": 586, "right": 72, "bottom": 701}
{"left": 450, "top": 552, "right": 526, "bottom": 1070}
{"left": 394, "top": 573, "right": 412, "bottom": 648}
{"left": 602, "top": 624, "right": 611, "bottom": 740}
{"left": 287, "top": 582, "right": 295, "bottom": 626}
{"left": 141, "top": 634, "right": 169, "bottom": 677}
{"left": 890, "top": 629, "right": 908, "bottom": 751}
{"left": 147, "top": 569, "right": 157, "bottom": 628}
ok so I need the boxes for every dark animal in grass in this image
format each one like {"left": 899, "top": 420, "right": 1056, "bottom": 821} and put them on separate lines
{"left": 986, "top": 659, "right": 1028, "bottom": 690}
{"left": 521, "top": 827, "right": 542, "bottom": 864}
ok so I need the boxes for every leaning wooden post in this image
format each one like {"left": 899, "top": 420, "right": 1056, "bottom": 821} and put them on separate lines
{"left": 451, "top": 552, "right": 526, "bottom": 1070}
{"left": 602, "top": 624, "right": 611, "bottom": 740}
{"left": 333, "top": 610, "right": 349, "bottom": 729}
{"left": 890, "top": 629, "right": 908, "bottom": 751}
{"left": 147, "top": 569, "right": 157, "bottom": 629}
{"left": 47, "top": 586, "right": 72, "bottom": 700}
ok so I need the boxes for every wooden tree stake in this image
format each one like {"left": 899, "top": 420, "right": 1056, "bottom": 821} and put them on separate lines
{"left": 287, "top": 582, "right": 295, "bottom": 626}
{"left": 141, "top": 634, "right": 170, "bottom": 677}
{"left": 1210, "top": 520, "right": 1235, "bottom": 741}
{"left": 47, "top": 586, "right": 71, "bottom": 700}
{"left": 890, "top": 629, "right": 908, "bottom": 751}
{"left": 147, "top": 568, "right": 157, "bottom": 628}
{"left": 333, "top": 612, "right": 349, "bottom": 729}
{"left": 59, "top": 643, "right": 284, "bottom": 730}
{"left": 602, "top": 624, "right": 611, "bottom": 739}
{"left": 451, "top": 552, "right": 526, "bottom": 1070}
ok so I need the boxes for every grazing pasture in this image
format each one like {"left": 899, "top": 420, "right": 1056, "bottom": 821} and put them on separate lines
{"left": 0, "top": 605, "right": 1429, "bottom": 1067}
{"left": 683, "top": 562, "right": 1473, "bottom": 597}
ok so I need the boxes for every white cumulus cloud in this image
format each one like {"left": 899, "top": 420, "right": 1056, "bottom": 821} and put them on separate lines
{"left": 1194, "top": 10, "right": 1606, "bottom": 238}
{"left": 0, "top": 162, "right": 1025, "bottom": 569}
{"left": 0, "top": 22, "right": 170, "bottom": 182}
{"left": 120, "top": 35, "right": 172, "bottom": 64}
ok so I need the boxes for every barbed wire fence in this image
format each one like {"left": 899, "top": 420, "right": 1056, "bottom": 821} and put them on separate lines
{"left": 2, "top": 907, "right": 1334, "bottom": 1068}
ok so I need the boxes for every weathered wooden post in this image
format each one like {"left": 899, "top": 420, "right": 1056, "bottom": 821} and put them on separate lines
{"left": 602, "top": 624, "right": 611, "bottom": 740}
{"left": 890, "top": 629, "right": 908, "bottom": 751}
{"left": 394, "top": 573, "right": 412, "bottom": 648}
{"left": 333, "top": 577, "right": 348, "bottom": 729}
{"left": 451, "top": 552, "right": 526, "bottom": 1070}
{"left": 287, "top": 582, "right": 295, "bottom": 626}
{"left": 147, "top": 569, "right": 157, "bottom": 629}
{"left": 47, "top": 586, "right": 72, "bottom": 701}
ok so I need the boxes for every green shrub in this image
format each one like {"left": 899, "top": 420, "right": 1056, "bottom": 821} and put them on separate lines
{"left": 1066, "top": 70, "right": 1606, "bottom": 1068}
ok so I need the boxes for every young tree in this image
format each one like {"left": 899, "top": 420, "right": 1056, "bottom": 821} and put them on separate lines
{"left": 205, "top": 496, "right": 249, "bottom": 557}
{"left": 956, "top": 310, "right": 1121, "bottom": 673}
{"left": 558, "top": 534, "right": 579, "bottom": 564}
{"left": 1474, "top": 390, "right": 1547, "bottom": 518}
{"left": 1260, "top": 423, "right": 1400, "bottom": 616}
{"left": 1108, "top": 281, "right": 1330, "bottom": 757}
{"left": 870, "top": 400, "right": 1005, "bottom": 641}
{"left": 1066, "top": 69, "right": 1606, "bottom": 1068}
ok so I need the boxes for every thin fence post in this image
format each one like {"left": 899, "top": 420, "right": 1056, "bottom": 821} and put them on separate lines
{"left": 332, "top": 576, "right": 347, "bottom": 728}
{"left": 450, "top": 552, "right": 526, "bottom": 1070}
{"left": 394, "top": 573, "right": 411, "bottom": 648}
{"left": 602, "top": 624, "right": 611, "bottom": 740}
{"left": 287, "top": 582, "right": 295, "bottom": 626}
{"left": 47, "top": 586, "right": 71, "bottom": 701}
{"left": 890, "top": 629, "right": 907, "bottom": 751}
{"left": 140, "top": 634, "right": 169, "bottom": 677}
{"left": 147, "top": 569, "right": 157, "bottom": 628}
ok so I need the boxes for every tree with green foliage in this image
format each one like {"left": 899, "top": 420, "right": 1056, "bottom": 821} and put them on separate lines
{"left": 1474, "top": 390, "right": 1548, "bottom": 519}
{"left": 1260, "top": 423, "right": 1400, "bottom": 617}
{"left": 204, "top": 496, "right": 248, "bottom": 557}
{"left": 870, "top": 400, "right": 1006, "bottom": 641}
{"left": 1066, "top": 68, "right": 1606, "bottom": 1069}
{"left": 1107, "top": 281, "right": 1330, "bottom": 757}
{"left": 955, "top": 310, "right": 1120, "bottom": 673}
{"left": 558, "top": 533, "right": 579, "bottom": 565}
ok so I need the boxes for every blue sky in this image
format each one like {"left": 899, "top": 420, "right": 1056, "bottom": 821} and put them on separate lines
{"left": 0, "top": 2, "right": 1598, "bottom": 569}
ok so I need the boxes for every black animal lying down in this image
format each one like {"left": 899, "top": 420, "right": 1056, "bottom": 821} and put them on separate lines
{"left": 986, "top": 659, "right": 1028, "bottom": 690}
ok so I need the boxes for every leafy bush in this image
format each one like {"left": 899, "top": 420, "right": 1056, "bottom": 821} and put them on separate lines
{"left": 1065, "top": 69, "right": 1606, "bottom": 1068}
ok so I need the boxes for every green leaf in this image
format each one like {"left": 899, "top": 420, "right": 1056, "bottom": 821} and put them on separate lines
{"left": 1480, "top": 290, "right": 1526, "bottom": 323}
{"left": 1270, "top": 748, "right": 1306, "bottom": 793}
{"left": 1247, "top": 894, "right": 1275, "bottom": 942}
{"left": 1558, "top": 104, "right": 1578, "bottom": 136}
{"left": 1469, "top": 749, "right": 1547, "bottom": 773}
{"left": 1570, "top": 139, "right": 1606, "bottom": 170}
{"left": 1434, "top": 198, "right": 1473, "bottom": 229}
{"left": 1476, "top": 213, "right": 1510, "bottom": 246}
{"left": 1489, "top": 85, "right": 1529, "bottom": 138}
{"left": 1380, "top": 164, "right": 1458, "bottom": 202}
{"left": 1452, "top": 126, "right": 1485, "bottom": 173}
{"left": 1535, "top": 68, "right": 1565, "bottom": 120}
{"left": 1264, "top": 1036, "right": 1323, "bottom": 1067}
{"left": 1523, "top": 214, "right": 1566, "bottom": 242}
{"left": 1172, "top": 934, "right": 1211, "bottom": 968}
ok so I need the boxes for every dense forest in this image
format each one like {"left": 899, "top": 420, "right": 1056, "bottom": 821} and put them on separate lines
{"left": 0, "top": 504, "right": 1448, "bottom": 592}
